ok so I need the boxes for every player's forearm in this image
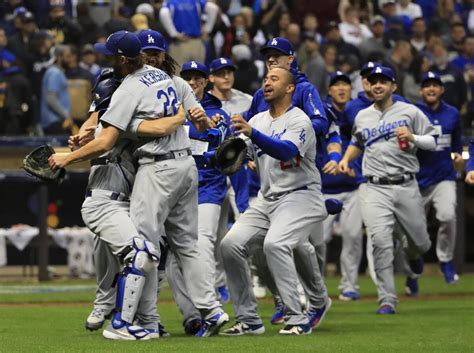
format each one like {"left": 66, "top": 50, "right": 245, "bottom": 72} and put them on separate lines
{"left": 327, "top": 142, "right": 342, "bottom": 163}
{"left": 341, "top": 144, "right": 362, "bottom": 163}
{"left": 250, "top": 128, "right": 298, "bottom": 161}
{"left": 79, "top": 112, "right": 98, "bottom": 135}
{"left": 137, "top": 116, "right": 184, "bottom": 137}
{"left": 413, "top": 134, "right": 436, "bottom": 150}
{"left": 65, "top": 127, "right": 119, "bottom": 164}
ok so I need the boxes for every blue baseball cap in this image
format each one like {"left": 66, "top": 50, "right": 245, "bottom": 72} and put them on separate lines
{"left": 209, "top": 57, "right": 236, "bottom": 73}
{"left": 94, "top": 31, "right": 141, "bottom": 57}
{"left": 260, "top": 37, "right": 294, "bottom": 56}
{"left": 137, "top": 30, "right": 168, "bottom": 52}
{"left": 329, "top": 71, "right": 351, "bottom": 86}
{"left": 0, "top": 50, "right": 16, "bottom": 64}
{"left": 180, "top": 60, "right": 209, "bottom": 78}
{"left": 367, "top": 66, "right": 396, "bottom": 83}
{"left": 421, "top": 71, "right": 443, "bottom": 86}
{"left": 360, "top": 61, "right": 378, "bottom": 77}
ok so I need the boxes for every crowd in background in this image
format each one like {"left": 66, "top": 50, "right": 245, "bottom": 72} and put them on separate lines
{"left": 0, "top": 0, "right": 474, "bottom": 138}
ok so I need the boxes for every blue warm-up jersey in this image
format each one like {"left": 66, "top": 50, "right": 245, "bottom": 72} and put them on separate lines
{"left": 467, "top": 139, "right": 474, "bottom": 173}
{"left": 415, "top": 100, "right": 462, "bottom": 189}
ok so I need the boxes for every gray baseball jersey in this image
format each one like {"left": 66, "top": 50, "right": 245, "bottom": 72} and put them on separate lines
{"left": 100, "top": 65, "right": 190, "bottom": 158}
{"left": 351, "top": 101, "right": 437, "bottom": 177}
{"left": 219, "top": 89, "right": 252, "bottom": 116}
{"left": 248, "top": 106, "right": 320, "bottom": 199}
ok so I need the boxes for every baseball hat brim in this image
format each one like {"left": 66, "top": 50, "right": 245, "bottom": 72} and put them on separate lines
{"left": 94, "top": 43, "right": 114, "bottom": 56}
{"left": 367, "top": 72, "right": 395, "bottom": 83}
{"left": 141, "top": 44, "right": 166, "bottom": 51}
{"left": 180, "top": 68, "right": 208, "bottom": 78}
{"left": 260, "top": 46, "right": 291, "bottom": 56}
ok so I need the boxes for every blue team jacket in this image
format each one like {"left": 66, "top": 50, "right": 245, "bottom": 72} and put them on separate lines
{"left": 415, "top": 100, "right": 462, "bottom": 189}
{"left": 186, "top": 92, "right": 229, "bottom": 205}
{"left": 467, "top": 139, "right": 474, "bottom": 173}
{"left": 319, "top": 101, "right": 363, "bottom": 194}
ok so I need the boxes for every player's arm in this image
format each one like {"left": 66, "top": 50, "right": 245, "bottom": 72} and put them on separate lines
{"left": 49, "top": 123, "right": 120, "bottom": 169}
{"left": 466, "top": 140, "right": 474, "bottom": 185}
{"left": 231, "top": 114, "right": 298, "bottom": 161}
{"left": 69, "top": 112, "right": 99, "bottom": 151}
{"left": 339, "top": 143, "right": 362, "bottom": 175}
{"left": 302, "top": 85, "right": 329, "bottom": 136}
{"left": 136, "top": 105, "right": 186, "bottom": 137}
{"left": 451, "top": 111, "right": 463, "bottom": 168}
{"left": 323, "top": 132, "right": 342, "bottom": 175}
{"left": 397, "top": 108, "right": 437, "bottom": 151}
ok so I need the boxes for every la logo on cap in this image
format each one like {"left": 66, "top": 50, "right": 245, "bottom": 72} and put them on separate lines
{"left": 220, "top": 58, "right": 227, "bottom": 64}
{"left": 375, "top": 67, "right": 382, "bottom": 73}
{"left": 368, "top": 62, "right": 374, "bottom": 68}
{"left": 336, "top": 70, "right": 342, "bottom": 75}
{"left": 271, "top": 38, "right": 278, "bottom": 46}
{"left": 428, "top": 72, "right": 435, "bottom": 78}
{"left": 191, "top": 61, "right": 198, "bottom": 68}
{"left": 147, "top": 34, "right": 154, "bottom": 43}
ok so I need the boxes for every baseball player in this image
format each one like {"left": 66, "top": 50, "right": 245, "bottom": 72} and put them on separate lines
{"left": 344, "top": 61, "right": 410, "bottom": 285}
{"left": 466, "top": 139, "right": 474, "bottom": 185}
{"left": 220, "top": 67, "right": 329, "bottom": 336}
{"left": 339, "top": 66, "right": 436, "bottom": 314}
{"left": 318, "top": 71, "right": 365, "bottom": 301}
{"left": 238, "top": 37, "right": 329, "bottom": 324}
{"left": 50, "top": 31, "right": 188, "bottom": 340}
{"left": 49, "top": 31, "right": 229, "bottom": 337}
{"left": 208, "top": 57, "right": 252, "bottom": 301}
{"left": 415, "top": 71, "right": 463, "bottom": 284}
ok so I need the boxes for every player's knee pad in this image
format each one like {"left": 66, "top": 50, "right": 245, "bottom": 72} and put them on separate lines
{"left": 123, "top": 237, "right": 160, "bottom": 275}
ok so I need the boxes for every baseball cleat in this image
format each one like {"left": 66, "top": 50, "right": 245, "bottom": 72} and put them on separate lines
{"left": 278, "top": 323, "right": 312, "bottom": 335}
{"left": 440, "top": 261, "right": 459, "bottom": 284}
{"left": 306, "top": 297, "right": 332, "bottom": 328}
{"left": 270, "top": 302, "right": 285, "bottom": 325}
{"left": 217, "top": 285, "right": 230, "bottom": 304}
{"left": 404, "top": 277, "right": 419, "bottom": 297}
{"left": 195, "top": 310, "right": 229, "bottom": 337}
{"left": 184, "top": 318, "right": 202, "bottom": 335}
{"left": 339, "top": 291, "right": 361, "bottom": 301}
{"left": 376, "top": 304, "right": 396, "bottom": 315}
{"left": 220, "top": 322, "right": 265, "bottom": 336}
{"left": 85, "top": 307, "right": 112, "bottom": 331}
{"left": 147, "top": 323, "right": 170, "bottom": 339}
{"left": 102, "top": 323, "right": 151, "bottom": 340}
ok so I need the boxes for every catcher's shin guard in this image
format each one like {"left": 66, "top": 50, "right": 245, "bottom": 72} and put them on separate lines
{"left": 114, "top": 237, "right": 159, "bottom": 325}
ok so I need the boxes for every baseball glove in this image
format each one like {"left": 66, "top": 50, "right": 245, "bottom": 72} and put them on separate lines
{"left": 23, "top": 145, "right": 65, "bottom": 183}
{"left": 211, "top": 137, "right": 247, "bottom": 175}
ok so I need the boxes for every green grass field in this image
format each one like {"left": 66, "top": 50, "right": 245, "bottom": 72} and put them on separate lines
{"left": 1, "top": 275, "right": 473, "bottom": 353}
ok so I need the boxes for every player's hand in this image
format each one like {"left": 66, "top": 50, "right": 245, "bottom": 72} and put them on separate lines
{"left": 231, "top": 114, "right": 252, "bottom": 137}
{"left": 210, "top": 113, "right": 224, "bottom": 126}
{"left": 338, "top": 159, "right": 355, "bottom": 177}
{"left": 395, "top": 126, "right": 414, "bottom": 142}
{"left": 48, "top": 153, "right": 71, "bottom": 170}
{"left": 248, "top": 160, "right": 257, "bottom": 171}
{"left": 188, "top": 108, "right": 213, "bottom": 131}
{"left": 453, "top": 152, "right": 464, "bottom": 169}
{"left": 323, "top": 160, "right": 338, "bottom": 175}
{"left": 68, "top": 126, "right": 96, "bottom": 151}
{"left": 174, "top": 105, "right": 186, "bottom": 125}
{"left": 466, "top": 171, "right": 474, "bottom": 185}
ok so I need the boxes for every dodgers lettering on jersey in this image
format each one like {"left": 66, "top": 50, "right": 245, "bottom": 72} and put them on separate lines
{"left": 352, "top": 101, "right": 437, "bottom": 178}
{"left": 247, "top": 106, "right": 320, "bottom": 199}
{"left": 415, "top": 100, "right": 462, "bottom": 189}
{"left": 100, "top": 65, "right": 191, "bottom": 158}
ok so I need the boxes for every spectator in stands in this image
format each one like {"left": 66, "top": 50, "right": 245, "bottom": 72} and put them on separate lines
{"left": 403, "top": 51, "right": 432, "bottom": 102}
{"left": 7, "top": 10, "right": 37, "bottom": 71}
{"left": 430, "top": 41, "right": 467, "bottom": 110}
{"left": 0, "top": 50, "right": 33, "bottom": 134}
{"left": 79, "top": 44, "right": 100, "bottom": 77}
{"left": 40, "top": 44, "right": 74, "bottom": 135}
{"left": 256, "top": 0, "right": 287, "bottom": 39}
{"left": 386, "top": 38, "right": 413, "bottom": 95}
{"left": 26, "top": 0, "right": 74, "bottom": 27}
{"left": 447, "top": 22, "right": 467, "bottom": 59}
{"left": 103, "top": 6, "right": 134, "bottom": 34}
{"left": 324, "top": 20, "right": 361, "bottom": 69}
{"left": 75, "top": 3, "right": 99, "bottom": 46}
{"left": 41, "top": 2, "right": 83, "bottom": 46}
{"left": 396, "top": 0, "right": 423, "bottom": 20}
{"left": 286, "top": 23, "right": 301, "bottom": 52}
{"left": 159, "top": 0, "right": 219, "bottom": 67}
{"left": 239, "top": 6, "right": 267, "bottom": 48}
{"left": 338, "top": 6, "right": 373, "bottom": 46}
{"left": 450, "top": 35, "right": 474, "bottom": 124}
{"left": 338, "top": 0, "right": 374, "bottom": 24}
{"left": 275, "top": 10, "right": 291, "bottom": 38}
{"left": 29, "top": 31, "right": 55, "bottom": 110}
{"left": 410, "top": 17, "right": 427, "bottom": 52}
{"left": 231, "top": 43, "right": 261, "bottom": 94}
{"left": 301, "top": 13, "right": 322, "bottom": 44}
{"left": 379, "top": 0, "right": 412, "bottom": 35}
{"left": 131, "top": 13, "right": 149, "bottom": 33}
{"left": 222, "top": 13, "right": 252, "bottom": 58}
{"left": 429, "top": 0, "right": 458, "bottom": 42}
{"left": 321, "top": 43, "right": 338, "bottom": 98}
{"left": 358, "top": 15, "right": 389, "bottom": 61}
{"left": 303, "top": 34, "right": 327, "bottom": 96}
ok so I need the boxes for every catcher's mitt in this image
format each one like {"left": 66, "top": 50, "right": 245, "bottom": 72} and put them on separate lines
{"left": 211, "top": 137, "right": 247, "bottom": 175}
{"left": 23, "top": 145, "right": 65, "bottom": 183}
